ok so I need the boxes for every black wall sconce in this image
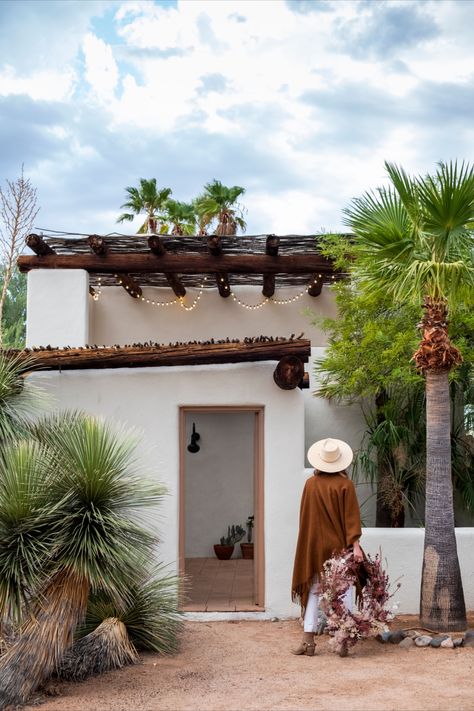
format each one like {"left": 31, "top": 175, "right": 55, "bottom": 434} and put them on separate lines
{"left": 187, "top": 422, "right": 200, "bottom": 454}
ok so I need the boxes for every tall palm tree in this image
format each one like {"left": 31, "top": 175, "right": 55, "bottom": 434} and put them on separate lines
{"left": 0, "top": 413, "right": 166, "bottom": 707}
{"left": 164, "top": 199, "right": 197, "bottom": 235}
{"left": 344, "top": 161, "right": 474, "bottom": 631}
{"left": 195, "top": 180, "right": 246, "bottom": 236}
{"left": 117, "top": 178, "right": 172, "bottom": 234}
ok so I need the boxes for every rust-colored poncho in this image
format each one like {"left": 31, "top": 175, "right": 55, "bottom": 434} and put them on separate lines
{"left": 291, "top": 472, "right": 362, "bottom": 613}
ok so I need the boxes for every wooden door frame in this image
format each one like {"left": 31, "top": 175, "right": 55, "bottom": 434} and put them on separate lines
{"left": 179, "top": 405, "right": 265, "bottom": 609}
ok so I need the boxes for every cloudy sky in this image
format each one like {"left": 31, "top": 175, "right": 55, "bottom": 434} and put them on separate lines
{"left": 1, "top": 0, "right": 474, "bottom": 235}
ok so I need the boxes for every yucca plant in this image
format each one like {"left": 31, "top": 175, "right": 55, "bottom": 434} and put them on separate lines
{"left": 0, "top": 413, "right": 166, "bottom": 708}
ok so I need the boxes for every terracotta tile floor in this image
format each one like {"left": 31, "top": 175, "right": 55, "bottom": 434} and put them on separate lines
{"left": 183, "top": 557, "right": 260, "bottom": 612}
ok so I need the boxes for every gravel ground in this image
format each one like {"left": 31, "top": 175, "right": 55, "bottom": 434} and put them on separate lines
{"left": 25, "top": 615, "right": 474, "bottom": 711}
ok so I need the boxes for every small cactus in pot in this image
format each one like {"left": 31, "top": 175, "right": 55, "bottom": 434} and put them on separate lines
{"left": 214, "top": 524, "right": 245, "bottom": 560}
{"left": 240, "top": 515, "right": 254, "bottom": 559}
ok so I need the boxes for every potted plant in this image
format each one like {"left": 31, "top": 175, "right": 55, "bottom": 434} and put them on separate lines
{"left": 240, "top": 515, "right": 254, "bottom": 560}
{"left": 214, "top": 524, "right": 245, "bottom": 560}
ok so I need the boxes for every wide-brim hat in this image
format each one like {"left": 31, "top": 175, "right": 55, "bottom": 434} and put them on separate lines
{"left": 307, "top": 437, "right": 353, "bottom": 472}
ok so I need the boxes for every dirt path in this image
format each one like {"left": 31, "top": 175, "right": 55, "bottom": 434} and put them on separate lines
{"left": 27, "top": 617, "right": 473, "bottom": 711}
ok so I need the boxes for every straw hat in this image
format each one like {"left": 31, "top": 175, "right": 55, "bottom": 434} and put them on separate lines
{"left": 307, "top": 437, "right": 353, "bottom": 473}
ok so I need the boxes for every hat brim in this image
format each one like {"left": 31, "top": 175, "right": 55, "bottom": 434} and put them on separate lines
{"left": 307, "top": 438, "right": 354, "bottom": 472}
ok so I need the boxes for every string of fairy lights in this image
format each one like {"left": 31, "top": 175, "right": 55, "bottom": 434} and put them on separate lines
{"left": 91, "top": 273, "right": 337, "bottom": 312}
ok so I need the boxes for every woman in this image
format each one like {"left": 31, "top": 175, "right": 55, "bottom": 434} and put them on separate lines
{"left": 291, "top": 438, "right": 363, "bottom": 657}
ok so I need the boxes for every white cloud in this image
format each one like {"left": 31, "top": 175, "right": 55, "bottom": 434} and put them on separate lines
{"left": 0, "top": 65, "right": 74, "bottom": 101}
{"left": 82, "top": 33, "right": 119, "bottom": 100}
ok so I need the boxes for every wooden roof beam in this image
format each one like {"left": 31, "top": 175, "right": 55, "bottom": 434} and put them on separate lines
{"left": 307, "top": 274, "right": 323, "bottom": 297}
{"left": 88, "top": 234, "right": 108, "bottom": 256}
{"left": 147, "top": 234, "right": 186, "bottom": 298}
{"left": 25, "top": 233, "right": 55, "bottom": 256}
{"left": 262, "top": 235, "right": 280, "bottom": 297}
{"left": 18, "top": 252, "right": 335, "bottom": 275}
{"left": 13, "top": 338, "right": 311, "bottom": 371}
{"left": 115, "top": 273, "right": 142, "bottom": 299}
{"left": 207, "top": 235, "right": 231, "bottom": 298}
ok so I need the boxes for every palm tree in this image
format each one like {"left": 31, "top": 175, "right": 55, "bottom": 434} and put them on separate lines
{"left": 0, "top": 413, "right": 166, "bottom": 707}
{"left": 344, "top": 161, "right": 474, "bottom": 631}
{"left": 195, "top": 180, "right": 246, "bottom": 235}
{"left": 164, "top": 199, "right": 197, "bottom": 235}
{"left": 117, "top": 178, "right": 172, "bottom": 234}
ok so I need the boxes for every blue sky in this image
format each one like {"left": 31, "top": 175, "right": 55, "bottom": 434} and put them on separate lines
{"left": 1, "top": 0, "right": 474, "bottom": 235}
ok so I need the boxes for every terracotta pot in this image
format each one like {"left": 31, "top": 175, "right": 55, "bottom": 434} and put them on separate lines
{"left": 214, "top": 544, "right": 234, "bottom": 560}
{"left": 240, "top": 542, "right": 254, "bottom": 560}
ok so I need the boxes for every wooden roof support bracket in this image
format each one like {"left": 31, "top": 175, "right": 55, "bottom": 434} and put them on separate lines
{"left": 207, "top": 235, "right": 231, "bottom": 297}
{"left": 262, "top": 235, "right": 280, "bottom": 297}
{"left": 307, "top": 274, "right": 323, "bottom": 297}
{"left": 25, "top": 233, "right": 55, "bottom": 256}
{"left": 147, "top": 234, "right": 186, "bottom": 298}
{"left": 116, "top": 273, "right": 142, "bottom": 299}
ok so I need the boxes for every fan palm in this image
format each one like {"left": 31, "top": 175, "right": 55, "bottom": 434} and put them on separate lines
{"left": 344, "top": 160, "right": 474, "bottom": 630}
{"left": 117, "top": 178, "right": 172, "bottom": 234}
{"left": 195, "top": 180, "right": 246, "bottom": 236}
{"left": 0, "top": 413, "right": 166, "bottom": 707}
{"left": 164, "top": 199, "right": 197, "bottom": 235}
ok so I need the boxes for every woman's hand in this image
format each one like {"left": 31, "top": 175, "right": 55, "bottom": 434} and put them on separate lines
{"left": 353, "top": 540, "right": 364, "bottom": 563}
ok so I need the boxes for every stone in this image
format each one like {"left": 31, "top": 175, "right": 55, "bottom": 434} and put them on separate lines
{"left": 440, "top": 637, "right": 454, "bottom": 648}
{"left": 430, "top": 635, "right": 449, "bottom": 648}
{"left": 454, "top": 637, "right": 464, "bottom": 648}
{"left": 389, "top": 630, "right": 407, "bottom": 644}
{"left": 399, "top": 636, "right": 415, "bottom": 648}
{"left": 463, "top": 630, "right": 474, "bottom": 648}
{"left": 270, "top": 617, "right": 279, "bottom": 622}
{"left": 415, "top": 635, "right": 432, "bottom": 647}
{"left": 380, "top": 631, "right": 393, "bottom": 644}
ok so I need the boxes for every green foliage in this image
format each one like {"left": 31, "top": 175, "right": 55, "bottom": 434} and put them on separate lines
{"left": 117, "top": 178, "right": 172, "bottom": 233}
{"left": 0, "top": 269, "right": 26, "bottom": 349}
{"left": 163, "top": 199, "right": 197, "bottom": 235}
{"left": 195, "top": 180, "right": 246, "bottom": 235}
{"left": 80, "top": 565, "right": 182, "bottom": 654}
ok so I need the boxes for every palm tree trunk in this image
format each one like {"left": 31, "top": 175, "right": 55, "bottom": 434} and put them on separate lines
{"left": 0, "top": 571, "right": 88, "bottom": 708}
{"left": 420, "top": 368, "right": 466, "bottom": 630}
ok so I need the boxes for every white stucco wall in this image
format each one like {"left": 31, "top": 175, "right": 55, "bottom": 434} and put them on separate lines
{"left": 28, "top": 362, "right": 305, "bottom": 618}
{"left": 184, "top": 411, "right": 254, "bottom": 557}
{"left": 26, "top": 269, "right": 89, "bottom": 348}
{"left": 88, "top": 284, "right": 337, "bottom": 346}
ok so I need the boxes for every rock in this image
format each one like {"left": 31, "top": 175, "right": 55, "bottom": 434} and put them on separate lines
{"left": 441, "top": 637, "right": 454, "bottom": 648}
{"left": 415, "top": 635, "right": 432, "bottom": 647}
{"left": 463, "top": 630, "right": 474, "bottom": 648}
{"left": 380, "top": 631, "right": 393, "bottom": 644}
{"left": 270, "top": 617, "right": 279, "bottom": 622}
{"left": 389, "top": 630, "right": 407, "bottom": 644}
{"left": 454, "top": 638, "right": 464, "bottom": 648}
{"left": 399, "top": 636, "right": 415, "bottom": 648}
{"left": 430, "top": 635, "right": 449, "bottom": 648}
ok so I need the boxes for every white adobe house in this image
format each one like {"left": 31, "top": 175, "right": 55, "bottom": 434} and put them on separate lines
{"left": 20, "top": 233, "right": 474, "bottom": 617}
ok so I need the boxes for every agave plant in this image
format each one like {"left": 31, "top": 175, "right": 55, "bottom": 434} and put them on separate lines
{"left": 0, "top": 413, "right": 166, "bottom": 707}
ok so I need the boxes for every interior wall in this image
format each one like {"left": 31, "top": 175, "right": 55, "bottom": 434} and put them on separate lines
{"left": 184, "top": 412, "right": 254, "bottom": 557}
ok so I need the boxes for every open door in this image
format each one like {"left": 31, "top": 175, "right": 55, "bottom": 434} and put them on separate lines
{"left": 179, "top": 406, "right": 264, "bottom": 611}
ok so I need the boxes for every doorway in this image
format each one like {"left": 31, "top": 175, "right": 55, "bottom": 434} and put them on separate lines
{"left": 179, "top": 406, "right": 264, "bottom": 611}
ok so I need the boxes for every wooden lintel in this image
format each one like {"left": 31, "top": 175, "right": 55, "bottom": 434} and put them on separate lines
{"left": 262, "top": 274, "right": 275, "bottom": 297}
{"left": 207, "top": 235, "right": 223, "bottom": 256}
{"left": 273, "top": 355, "right": 305, "bottom": 390}
{"left": 25, "top": 234, "right": 55, "bottom": 256}
{"left": 307, "top": 274, "right": 323, "bottom": 297}
{"left": 216, "top": 272, "right": 231, "bottom": 298}
{"left": 12, "top": 338, "right": 311, "bottom": 371}
{"left": 116, "top": 274, "right": 142, "bottom": 299}
{"left": 265, "top": 234, "right": 280, "bottom": 257}
{"left": 88, "top": 234, "right": 108, "bottom": 256}
{"left": 165, "top": 274, "right": 186, "bottom": 298}
{"left": 18, "top": 253, "right": 335, "bottom": 275}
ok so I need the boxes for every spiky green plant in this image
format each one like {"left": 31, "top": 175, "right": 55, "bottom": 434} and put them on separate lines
{"left": 164, "top": 199, "right": 197, "bottom": 235}
{"left": 0, "top": 353, "right": 45, "bottom": 442}
{"left": 0, "top": 413, "right": 166, "bottom": 708}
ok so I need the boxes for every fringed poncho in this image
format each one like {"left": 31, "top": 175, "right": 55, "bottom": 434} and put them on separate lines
{"left": 291, "top": 472, "right": 362, "bottom": 613}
